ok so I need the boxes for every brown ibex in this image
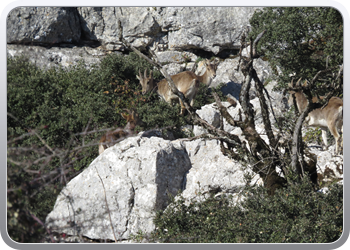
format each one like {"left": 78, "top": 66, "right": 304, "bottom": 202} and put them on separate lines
{"left": 98, "top": 109, "right": 143, "bottom": 155}
{"left": 136, "top": 59, "right": 218, "bottom": 115}
{"left": 288, "top": 79, "right": 343, "bottom": 154}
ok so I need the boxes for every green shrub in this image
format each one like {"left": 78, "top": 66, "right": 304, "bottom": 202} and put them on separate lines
{"left": 139, "top": 178, "right": 342, "bottom": 243}
{"left": 193, "top": 83, "right": 226, "bottom": 110}
{"left": 303, "top": 127, "right": 324, "bottom": 145}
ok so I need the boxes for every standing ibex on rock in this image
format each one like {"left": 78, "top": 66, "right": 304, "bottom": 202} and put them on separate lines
{"left": 288, "top": 79, "right": 343, "bottom": 154}
{"left": 136, "top": 59, "right": 218, "bottom": 115}
{"left": 98, "top": 109, "right": 143, "bottom": 155}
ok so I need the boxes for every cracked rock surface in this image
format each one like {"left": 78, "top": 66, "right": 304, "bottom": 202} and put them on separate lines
{"left": 45, "top": 135, "right": 191, "bottom": 241}
{"left": 7, "top": 7, "right": 260, "bottom": 54}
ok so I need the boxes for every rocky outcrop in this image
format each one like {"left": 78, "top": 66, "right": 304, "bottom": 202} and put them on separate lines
{"left": 7, "top": 7, "right": 260, "bottom": 54}
{"left": 45, "top": 135, "right": 192, "bottom": 241}
{"left": 45, "top": 131, "right": 264, "bottom": 241}
{"left": 6, "top": 6, "right": 265, "bottom": 95}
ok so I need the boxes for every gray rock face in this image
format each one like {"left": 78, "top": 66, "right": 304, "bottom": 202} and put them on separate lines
{"left": 162, "top": 7, "right": 260, "bottom": 54}
{"left": 7, "top": 7, "right": 81, "bottom": 44}
{"left": 7, "top": 7, "right": 260, "bottom": 54}
{"left": 174, "top": 138, "right": 263, "bottom": 204}
{"left": 77, "top": 7, "right": 161, "bottom": 50}
{"left": 45, "top": 135, "right": 191, "bottom": 241}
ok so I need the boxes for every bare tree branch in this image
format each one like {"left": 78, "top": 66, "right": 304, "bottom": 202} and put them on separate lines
{"left": 252, "top": 30, "right": 266, "bottom": 58}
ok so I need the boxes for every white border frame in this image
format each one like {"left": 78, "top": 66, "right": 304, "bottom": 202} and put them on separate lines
{"left": 1, "top": 1, "right": 349, "bottom": 249}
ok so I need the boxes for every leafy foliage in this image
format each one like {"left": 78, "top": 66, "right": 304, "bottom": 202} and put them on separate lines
{"left": 137, "top": 179, "right": 342, "bottom": 243}
{"left": 249, "top": 7, "right": 343, "bottom": 91}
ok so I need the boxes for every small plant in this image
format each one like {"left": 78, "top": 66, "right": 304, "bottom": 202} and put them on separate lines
{"left": 303, "top": 127, "right": 323, "bottom": 145}
{"left": 193, "top": 83, "right": 226, "bottom": 110}
{"left": 181, "top": 53, "right": 191, "bottom": 63}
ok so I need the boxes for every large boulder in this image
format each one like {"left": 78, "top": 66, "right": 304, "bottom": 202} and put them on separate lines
{"left": 45, "top": 135, "right": 191, "bottom": 241}
{"left": 45, "top": 132, "right": 266, "bottom": 241}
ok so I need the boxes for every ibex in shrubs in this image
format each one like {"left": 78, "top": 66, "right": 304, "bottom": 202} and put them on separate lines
{"left": 137, "top": 59, "right": 218, "bottom": 115}
{"left": 98, "top": 109, "right": 143, "bottom": 155}
{"left": 288, "top": 79, "right": 343, "bottom": 154}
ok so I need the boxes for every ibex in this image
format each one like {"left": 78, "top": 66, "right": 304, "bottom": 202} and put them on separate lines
{"left": 98, "top": 109, "right": 143, "bottom": 155}
{"left": 136, "top": 59, "right": 218, "bottom": 115}
{"left": 288, "top": 79, "right": 343, "bottom": 154}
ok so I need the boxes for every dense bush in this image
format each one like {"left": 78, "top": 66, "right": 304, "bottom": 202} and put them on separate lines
{"left": 138, "top": 178, "right": 342, "bottom": 243}
{"left": 249, "top": 7, "right": 343, "bottom": 94}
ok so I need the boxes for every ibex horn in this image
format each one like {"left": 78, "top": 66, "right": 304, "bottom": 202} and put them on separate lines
{"left": 296, "top": 78, "right": 303, "bottom": 87}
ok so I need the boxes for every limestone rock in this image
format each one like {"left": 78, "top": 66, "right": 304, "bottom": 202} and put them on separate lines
{"left": 45, "top": 135, "right": 191, "bottom": 241}
{"left": 310, "top": 146, "right": 343, "bottom": 183}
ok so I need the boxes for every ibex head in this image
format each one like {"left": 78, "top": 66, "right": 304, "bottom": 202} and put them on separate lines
{"left": 136, "top": 69, "right": 155, "bottom": 95}
{"left": 197, "top": 59, "right": 218, "bottom": 86}
{"left": 98, "top": 108, "right": 144, "bottom": 155}
{"left": 121, "top": 108, "right": 144, "bottom": 131}
{"left": 288, "top": 78, "right": 308, "bottom": 108}
{"left": 203, "top": 59, "right": 217, "bottom": 76}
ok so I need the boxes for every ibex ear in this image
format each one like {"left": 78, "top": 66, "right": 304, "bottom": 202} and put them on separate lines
{"left": 303, "top": 80, "right": 308, "bottom": 87}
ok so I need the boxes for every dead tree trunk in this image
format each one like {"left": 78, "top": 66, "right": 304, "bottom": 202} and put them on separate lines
{"left": 238, "top": 31, "right": 287, "bottom": 194}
